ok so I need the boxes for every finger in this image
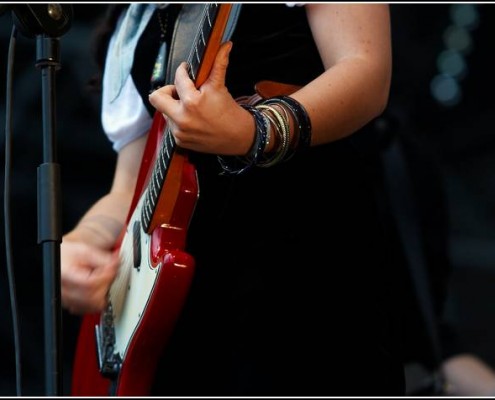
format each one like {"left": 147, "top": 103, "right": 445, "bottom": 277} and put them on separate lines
{"left": 205, "top": 41, "right": 233, "bottom": 88}
{"left": 62, "top": 261, "right": 115, "bottom": 315}
{"left": 72, "top": 247, "right": 118, "bottom": 283}
{"left": 86, "top": 247, "right": 118, "bottom": 271}
{"left": 61, "top": 241, "right": 111, "bottom": 274}
{"left": 61, "top": 243, "right": 118, "bottom": 314}
{"left": 154, "top": 83, "right": 177, "bottom": 98}
{"left": 174, "top": 62, "right": 198, "bottom": 100}
{"left": 148, "top": 84, "right": 179, "bottom": 113}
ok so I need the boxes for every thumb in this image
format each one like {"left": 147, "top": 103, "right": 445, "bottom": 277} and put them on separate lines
{"left": 206, "top": 41, "right": 233, "bottom": 88}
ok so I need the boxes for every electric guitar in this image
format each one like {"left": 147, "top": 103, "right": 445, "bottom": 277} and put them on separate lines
{"left": 71, "top": 4, "right": 235, "bottom": 396}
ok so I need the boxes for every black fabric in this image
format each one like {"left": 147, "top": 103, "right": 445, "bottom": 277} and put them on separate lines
{"left": 131, "top": 4, "right": 182, "bottom": 115}
{"left": 126, "top": 4, "right": 405, "bottom": 396}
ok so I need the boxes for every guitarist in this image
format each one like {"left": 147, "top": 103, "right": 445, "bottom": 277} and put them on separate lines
{"left": 61, "top": 3, "right": 404, "bottom": 396}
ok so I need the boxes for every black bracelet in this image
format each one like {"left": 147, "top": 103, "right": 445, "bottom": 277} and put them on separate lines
{"left": 266, "top": 95, "right": 312, "bottom": 151}
{"left": 217, "top": 104, "right": 268, "bottom": 175}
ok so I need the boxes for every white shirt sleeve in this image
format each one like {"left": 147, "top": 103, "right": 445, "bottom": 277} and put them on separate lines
{"left": 101, "top": 25, "right": 153, "bottom": 153}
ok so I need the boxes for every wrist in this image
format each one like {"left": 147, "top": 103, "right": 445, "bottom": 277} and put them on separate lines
{"left": 65, "top": 215, "right": 123, "bottom": 249}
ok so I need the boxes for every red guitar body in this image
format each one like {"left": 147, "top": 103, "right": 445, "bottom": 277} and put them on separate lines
{"left": 71, "top": 114, "right": 198, "bottom": 396}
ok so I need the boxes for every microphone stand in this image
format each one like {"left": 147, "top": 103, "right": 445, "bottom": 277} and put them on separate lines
{"left": 37, "top": 34, "right": 63, "bottom": 397}
{"left": 10, "top": 4, "right": 73, "bottom": 396}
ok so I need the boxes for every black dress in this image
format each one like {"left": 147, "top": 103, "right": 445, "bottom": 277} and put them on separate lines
{"left": 127, "top": 4, "right": 406, "bottom": 396}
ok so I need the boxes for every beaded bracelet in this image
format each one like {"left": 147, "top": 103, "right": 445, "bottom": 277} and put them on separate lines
{"left": 262, "top": 95, "right": 312, "bottom": 152}
{"left": 217, "top": 104, "right": 268, "bottom": 175}
{"left": 255, "top": 104, "right": 291, "bottom": 167}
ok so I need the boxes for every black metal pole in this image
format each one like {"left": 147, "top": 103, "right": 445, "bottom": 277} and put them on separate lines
{"left": 9, "top": 4, "right": 73, "bottom": 395}
{"left": 36, "top": 34, "right": 63, "bottom": 396}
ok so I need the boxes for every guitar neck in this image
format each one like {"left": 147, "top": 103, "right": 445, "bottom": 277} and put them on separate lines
{"left": 140, "top": 4, "right": 227, "bottom": 232}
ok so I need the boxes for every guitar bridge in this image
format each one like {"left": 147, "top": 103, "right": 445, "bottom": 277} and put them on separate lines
{"left": 95, "top": 303, "right": 122, "bottom": 379}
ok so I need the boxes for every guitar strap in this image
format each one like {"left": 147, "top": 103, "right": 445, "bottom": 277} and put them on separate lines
{"left": 165, "top": 4, "right": 242, "bottom": 85}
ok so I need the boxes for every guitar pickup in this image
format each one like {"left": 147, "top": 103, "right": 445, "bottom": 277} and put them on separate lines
{"left": 132, "top": 220, "right": 141, "bottom": 270}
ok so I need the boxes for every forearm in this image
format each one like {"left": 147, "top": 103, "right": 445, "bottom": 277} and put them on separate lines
{"left": 296, "top": 3, "right": 392, "bottom": 145}
{"left": 291, "top": 57, "right": 390, "bottom": 146}
{"left": 63, "top": 192, "right": 131, "bottom": 250}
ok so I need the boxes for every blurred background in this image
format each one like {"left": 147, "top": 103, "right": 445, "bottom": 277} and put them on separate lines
{"left": 0, "top": 3, "right": 494, "bottom": 396}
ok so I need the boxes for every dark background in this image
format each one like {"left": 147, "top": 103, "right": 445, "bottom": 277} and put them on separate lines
{"left": 0, "top": 3, "right": 494, "bottom": 396}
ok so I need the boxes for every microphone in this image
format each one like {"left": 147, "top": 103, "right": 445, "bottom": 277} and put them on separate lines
{"left": 5, "top": 4, "right": 73, "bottom": 37}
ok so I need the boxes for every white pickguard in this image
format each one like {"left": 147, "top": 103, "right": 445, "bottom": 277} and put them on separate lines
{"left": 107, "top": 195, "right": 160, "bottom": 359}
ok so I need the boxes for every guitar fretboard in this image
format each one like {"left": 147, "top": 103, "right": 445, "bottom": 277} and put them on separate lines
{"left": 141, "top": 4, "right": 220, "bottom": 231}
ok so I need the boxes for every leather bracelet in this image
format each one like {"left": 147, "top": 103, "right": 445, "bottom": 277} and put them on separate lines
{"left": 217, "top": 104, "right": 268, "bottom": 175}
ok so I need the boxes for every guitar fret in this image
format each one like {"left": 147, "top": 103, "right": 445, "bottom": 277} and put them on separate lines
{"left": 142, "top": 197, "right": 151, "bottom": 227}
{"left": 206, "top": 7, "right": 212, "bottom": 28}
{"left": 157, "top": 157, "right": 164, "bottom": 181}
{"left": 145, "top": 199, "right": 153, "bottom": 218}
{"left": 163, "top": 132, "right": 175, "bottom": 156}
{"left": 189, "top": 65, "right": 196, "bottom": 82}
{"left": 194, "top": 45, "right": 201, "bottom": 66}
{"left": 147, "top": 196, "right": 154, "bottom": 222}
{"left": 148, "top": 191, "right": 156, "bottom": 214}
{"left": 167, "top": 131, "right": 175, "bottom": 148}
{"left": 151, "top": 173, "right": 159, "bottom": 199}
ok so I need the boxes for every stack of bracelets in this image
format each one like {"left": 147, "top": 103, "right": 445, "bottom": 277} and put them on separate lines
{"left": 217, "top": 95, "right": 312, "bottom": 175}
